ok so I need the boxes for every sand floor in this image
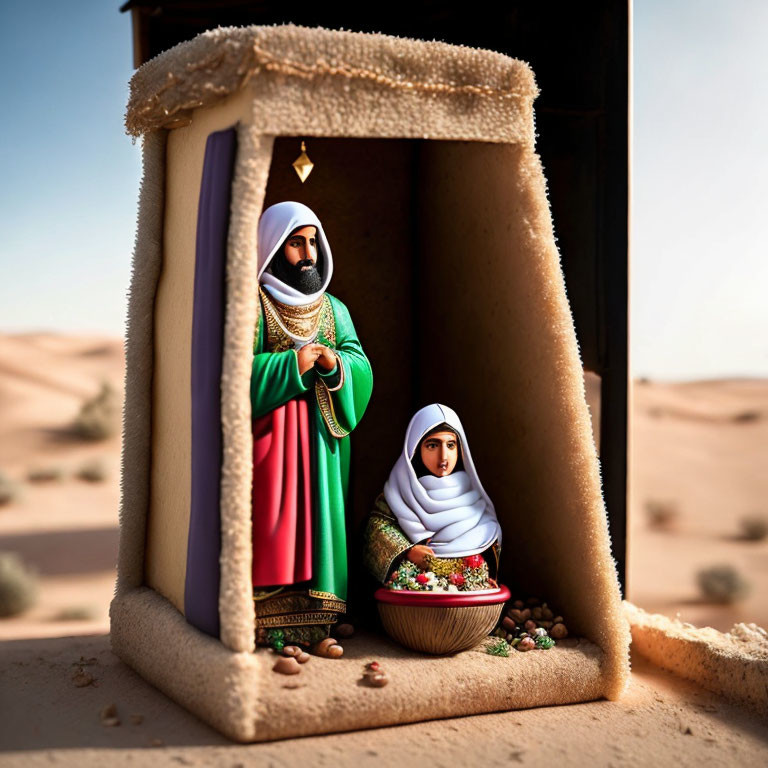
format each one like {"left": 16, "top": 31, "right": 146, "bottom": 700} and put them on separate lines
{"left": 0, "top": 636, "right": 766, "bottom": 765}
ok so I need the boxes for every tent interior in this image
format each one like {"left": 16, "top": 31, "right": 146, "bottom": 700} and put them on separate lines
{"left": 144, "top": 129, "right": 610, "bottom": 649}
{"left": 259, "top": 136, "right": 597, "bottom": 635}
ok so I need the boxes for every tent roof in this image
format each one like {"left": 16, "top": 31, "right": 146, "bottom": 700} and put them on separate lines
{"left": 126, "top": 24, "right": 538, "bottom": 140}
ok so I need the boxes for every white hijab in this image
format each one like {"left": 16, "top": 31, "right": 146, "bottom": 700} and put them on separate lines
{"left": 383, "top": 404, "right": 502, "bottom": 557}
{"left": 257, "top": 201, "right": 334, "bottom": 307}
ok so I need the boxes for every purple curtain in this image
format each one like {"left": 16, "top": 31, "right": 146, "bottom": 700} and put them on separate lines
{"left": 184, "top": 127, "right": 237, "bottom": 637}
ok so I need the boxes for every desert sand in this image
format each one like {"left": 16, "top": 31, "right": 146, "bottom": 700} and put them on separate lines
{"left": 629, "top": 377, "right": 768, "bottom": 631}
{"left": 0, "top": 333, "right": 766, "bottom": 761}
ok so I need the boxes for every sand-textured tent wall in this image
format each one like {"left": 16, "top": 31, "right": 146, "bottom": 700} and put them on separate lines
{"left": 110, "top": 24, "right": 630, "bottom": 742}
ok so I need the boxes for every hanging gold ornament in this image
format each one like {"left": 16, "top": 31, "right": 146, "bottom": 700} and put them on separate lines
{"left": 292, "top": 140, "right": 314, "bottom": 183}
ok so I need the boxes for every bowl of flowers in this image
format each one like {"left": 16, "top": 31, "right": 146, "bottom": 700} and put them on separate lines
{"left": 374, "top": 553, "right": 511, "bottom": 654}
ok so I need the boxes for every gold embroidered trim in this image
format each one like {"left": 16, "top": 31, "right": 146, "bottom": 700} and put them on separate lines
{"left": 257, "top": 289, "right": 336, "bottom": 355}
{"left": 363, "top": 504, "right": 413, "bottom": 583}
{"left": 252, "top": 589, "right": 345, "bottom": 616}
{"left": 265, "top": 290, "right": 324, "bottom": 339}
{"left": 315, "top": 378, "right": 349, "bottom": 438}
{"left": 252, "top": 585, "right": 285, "bottom": 601}
{"left": 308, "top": 589, "right": 345, "bottom": 607}
{"left": 318, "top": 296, "right": 335, "bottom": 345}
{"left": 256, "top": 611, "right": 340, "bottom": 628}
{"left": 322, "top": 353, "right": 345, "bottom": 393}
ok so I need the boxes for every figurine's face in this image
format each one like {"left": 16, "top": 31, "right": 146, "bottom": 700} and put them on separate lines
{"left": 283, "top": 225, "right": 318, "bottom": 269}
{"left": 419, "top": 431, "right": 459, "bottom": 477}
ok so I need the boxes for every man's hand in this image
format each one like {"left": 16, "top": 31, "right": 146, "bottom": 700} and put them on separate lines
{"left": 407, "top": 544, "right": 435, "bottom": 570}
{"left": 297, "top": 344, "right": 322, "bottom": 375}
{"left": 297, "top": 344, "right": 336, "bottom": 375}
{"left": 314, "top": 344, "right": 337, "bottom": 372}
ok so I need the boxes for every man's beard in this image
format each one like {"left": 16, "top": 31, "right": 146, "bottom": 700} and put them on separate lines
{"left": 269, "top": 257, "right": 323, "bottom": 295}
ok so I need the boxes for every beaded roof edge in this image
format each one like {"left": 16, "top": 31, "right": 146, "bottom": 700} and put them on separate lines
{"left": 125, "top": 24, "right": 538, "bottom": 137}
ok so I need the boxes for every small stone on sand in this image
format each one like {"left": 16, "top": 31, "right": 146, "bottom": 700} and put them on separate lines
{"left": 100, "top": 703, "right": 120, "bottom": 727}
{"left": 273, "top": 656, "right": 301, "bottom": 675}
{"left": 313, "top": 637, "right": 344, "bottom": 658}
{"left": 366, "top": 673, "right": 388, "bottom": 687}
{"left": 551, "top": 623, "right": 568, "bottom": 639}
{"left": 72, "top": 670, "right": 95, "bottom": 688}
{"left": 336, "top": 623, "right": 355, "bottom": 638}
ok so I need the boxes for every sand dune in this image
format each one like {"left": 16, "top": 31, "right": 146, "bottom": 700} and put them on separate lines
{"left": 630, "top": 378, "right": 768, "bottom": 631}
{"left": 0, "top": 333, "right": 123, "bottom": 639}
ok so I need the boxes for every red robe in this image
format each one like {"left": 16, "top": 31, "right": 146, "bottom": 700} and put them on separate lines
{"left": 251, "top": 398, "right": 313, "bottom": 586}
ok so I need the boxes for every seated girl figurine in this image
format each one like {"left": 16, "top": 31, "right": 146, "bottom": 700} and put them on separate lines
{"left": 364, "top": 403, "right": 502, "bottom": 592}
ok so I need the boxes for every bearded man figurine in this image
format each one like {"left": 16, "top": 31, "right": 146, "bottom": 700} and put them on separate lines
{"left": 251, "top": 201, "right": 373, "bottom": 655}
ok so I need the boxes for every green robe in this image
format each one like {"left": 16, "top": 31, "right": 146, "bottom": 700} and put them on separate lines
{"left": 251, "top": 292, "right": 372, "bottom": 602}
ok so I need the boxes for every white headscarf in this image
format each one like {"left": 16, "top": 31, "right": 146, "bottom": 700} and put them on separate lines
{"left": 383, "top": 404, "right": 502, "bottom": 557}
{"left": 257, "top": 201, "right": 334, "bottom": 307}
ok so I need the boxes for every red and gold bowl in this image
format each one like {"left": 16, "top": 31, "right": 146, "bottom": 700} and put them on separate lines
{"left": 374, "top": 584, "right": 511, "bottom": 655}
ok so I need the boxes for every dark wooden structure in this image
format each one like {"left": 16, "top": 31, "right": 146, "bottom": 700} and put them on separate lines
{"left": 119, "top": 1, "right": 629, "bottom": 592}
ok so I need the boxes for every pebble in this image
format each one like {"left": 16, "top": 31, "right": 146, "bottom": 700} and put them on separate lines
{"left": 362, "top": 661, "right": 389, "bottom": 687}
{"left": 314, "top": 637, "right": 344, "bottom": 658}
{"left": 513, "top": 600, "right": 525, "bottom": 609}
{"left": 282, "top": 645, "right": 302, "bottom": 657}
{"left": 100, "top": 703, "right": 120, "bottom": 727}
{"left": 531, "top": 607, "right": 543, "bottom": 620}
{"left": 502, "top": 617, "right": 517, "bottom": 632}
{"left": 273, "top": 656, "right": 302, "bottom": 675}
{"left": 551, "top": 623, "right": 568, "bottom": 639}
{"left": 365, "top": 672, "right": 388, "bottom": 687}
{"left": 518, "top": 637, "right": 536, "bottom": 652}
{"left": 534, "top": 627, "right": 548, "bottom": 637}
{"left": 72, "top": 670, "right": 95, "bottom": 688}
{"left": 524, "top": 619, "right": 537, "bottom": 632}
{"left": 296, "top": 652, "right": 311, "bottom": 664}
{"left": 336, "top": 623, "right": 355, "bottom": 638}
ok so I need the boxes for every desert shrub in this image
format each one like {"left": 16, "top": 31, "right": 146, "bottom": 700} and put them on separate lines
{"left": 732, "top": 410, "right": 761, "bottom": 423}
{"left": 0, "top": 552, "right": 39, "bottom": 617}
{"left": 696, "top": 564, "right": 751, "bottom": 604}
{"left": 54, "top": 605, "right": 98, "bottom": 621}
{"left": 26, "top": 465, "right": 65, "bottom": 484}
{"left": 644, "top": 499, "right": 680, "bottom": 530}
{"left": 739, "top": 515, "right": 768, "bottom": 542}
{"left": 76, "top": 458, "right": 108, "bottom": 483}
{"left": 0, "top": 471, "right": 20, "bottom": 507}
{"left": 72, "top": 382, "right": 119, "bottom": 441}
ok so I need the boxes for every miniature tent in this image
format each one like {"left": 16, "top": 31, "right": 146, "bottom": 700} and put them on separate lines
{"left": 111, "top": 24, "right": 630, "bottom": 742}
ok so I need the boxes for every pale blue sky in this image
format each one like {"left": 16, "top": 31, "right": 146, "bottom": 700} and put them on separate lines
{"left": 0, "top": 1, "right": 766, "bottom": 379}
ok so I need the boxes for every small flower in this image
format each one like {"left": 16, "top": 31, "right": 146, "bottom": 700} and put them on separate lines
{"left": 449, "top": 572, "right": 466, "bottom": 586}
{"left": 416, "top": 573, "right": 429, "bottom": 585}
{"left": 447, "top": 584, "right": 459, "bottom": 593}
{"left": 463, "top": 555, "right": 484, "bottom": 569}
